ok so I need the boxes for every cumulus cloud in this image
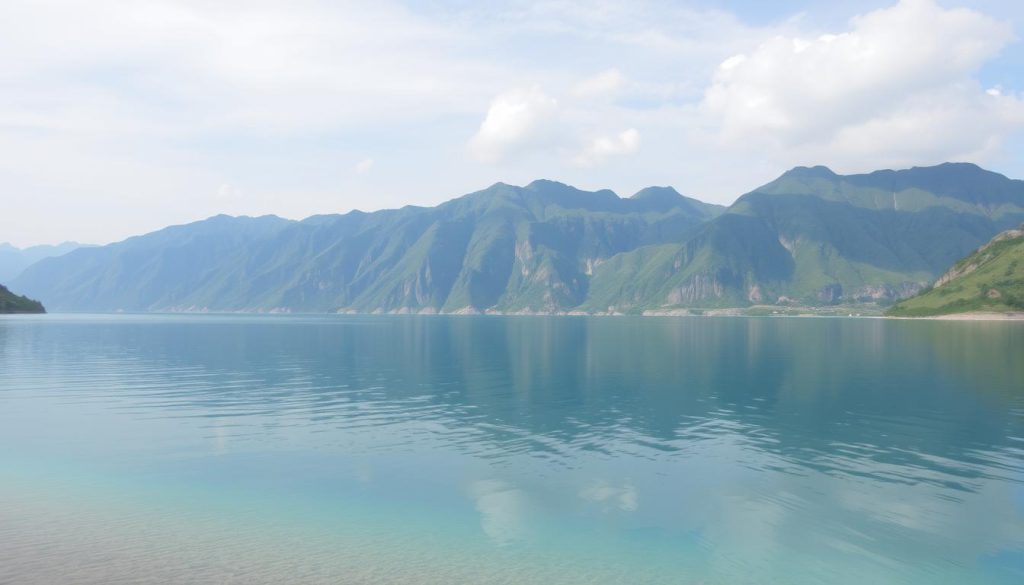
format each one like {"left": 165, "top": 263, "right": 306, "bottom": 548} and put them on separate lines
{"left": 701, "top": 0, "right": 1024, "bottom": 169}
{"left": 574, "top": 128, "right": 641, "bottom": 167}
{"left": 468, "top": 87, "right": 559, "bottom": 163}
{"left": 469, "top": 84, "right": 643, "bottom": 167}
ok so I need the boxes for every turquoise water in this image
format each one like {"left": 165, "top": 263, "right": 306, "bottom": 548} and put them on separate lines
{"left": 1, "top": 314, "right": 1022, "bottom": 584}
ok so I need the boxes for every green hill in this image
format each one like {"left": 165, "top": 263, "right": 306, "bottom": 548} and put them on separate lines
{"left": 0, "top": 284, "right": 45, "bottom": 313}
{"left": 887, "top": 226, "right": 1024, "bottom": 317}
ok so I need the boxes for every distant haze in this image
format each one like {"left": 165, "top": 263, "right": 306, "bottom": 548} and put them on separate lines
{"left": 1, "top": 0, "right": 1023, "bottom": 247}
{"left": 0, "top": 242, "right": 85, "bottom": 282}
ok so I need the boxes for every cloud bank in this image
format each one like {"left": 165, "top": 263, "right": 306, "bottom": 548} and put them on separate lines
{"left": 701, "top": 0, "right": 1024, "bottom": 170}
{"left": 1, "top": 0, "right": 1022, "bottom": 246}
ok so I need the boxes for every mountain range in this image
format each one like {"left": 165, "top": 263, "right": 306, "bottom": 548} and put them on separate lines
{"left": 12, "top": 162, "right": 1024, "bottom": 314}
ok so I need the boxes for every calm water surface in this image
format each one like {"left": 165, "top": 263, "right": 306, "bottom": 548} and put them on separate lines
{"left": 1, "top": 314, "right": 1022, "bottom": 584}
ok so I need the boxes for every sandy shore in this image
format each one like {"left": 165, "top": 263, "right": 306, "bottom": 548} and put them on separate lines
{"left": 892, "top": 312, "right": 1024, "bottom": 321}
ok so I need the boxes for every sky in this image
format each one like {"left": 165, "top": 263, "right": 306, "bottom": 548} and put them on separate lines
{"left": 1, "top": 0, "right": 1023, "bottom": 247}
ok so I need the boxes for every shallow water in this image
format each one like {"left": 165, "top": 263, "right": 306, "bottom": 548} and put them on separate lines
{"left": 1, "top": 314, "right": 1022, "bottom": 584}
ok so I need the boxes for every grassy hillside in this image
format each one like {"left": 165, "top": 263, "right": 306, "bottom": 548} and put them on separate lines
{"left": 887, "top": 227, "right": 1024, "bottom": 316}
{"left": 0, "top": 284, "right": 45, "bottom": 313}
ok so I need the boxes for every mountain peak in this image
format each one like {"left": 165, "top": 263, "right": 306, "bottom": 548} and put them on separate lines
{"left": 525, "top": 179, "right": 571, "bottom": 191}
{"left": 864, "top": 161, "right": 992, "bottom": 179}
{"left": 631, "top": 186, "right": 682, "bottom": 201}
{"left": 629, "top": 187, "right": 688, "bottom": 212}
{"left": 781, "top": 165, "right": 837, "bottom": 179}
{"left": 931, "top": 161, "right": 983, "bottom": 171}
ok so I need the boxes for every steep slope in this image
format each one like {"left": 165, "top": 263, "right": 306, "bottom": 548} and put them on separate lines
{"left": 887, "top": 226, "right": 1024, "bottom": 316}
{"left": 584, "top": 163, "right": 1024, "bottom": 311}
{"left": 0, "top": 241, "right": 85, "bottom": 282}
{"left": 0, "top": 284, "right": 45, "bottom": 314}
{"left": 14, "top": 181, "right": 723, "bottom": 313}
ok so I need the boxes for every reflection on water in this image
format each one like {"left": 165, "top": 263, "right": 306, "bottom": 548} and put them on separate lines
{"left": 0, "top": 314, "right": 1022, "bottom": 584}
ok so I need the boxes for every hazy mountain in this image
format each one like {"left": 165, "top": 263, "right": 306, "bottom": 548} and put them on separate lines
{"left": 584, "top": 163, "right": 1024, "bottom": 311}
{"left": 0, "top": 241, "right": 85, "bottom": 282}
{"left": 0, "top": 284, "right": 45, "bottom": 314}
{"left": 11, "top": 215, "right": 294, "bottom": 312}
{"left": 14, "top": 181, "right": 722, "bottom": 312}
{"left": 887, "top": 225, "right": 1024, "bottom": 317}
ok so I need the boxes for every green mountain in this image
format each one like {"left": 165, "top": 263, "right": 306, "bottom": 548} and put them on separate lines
{"left": 584, "top": 163, "right": 1024, "bottom": 311}
{"left": 14, "top": 181, "right": 722, "bottom": 313}
{"left": 13, "top": 163, "right": 1024, "bottom": 314}
{"left": 0, "top": 241, "right": 85, "bottom": 282}
{"left": 887, "top": 226, "right": 1024, "bottom": 317}
{"left": 0, "top": 284, "right": 45, "bottom": 314}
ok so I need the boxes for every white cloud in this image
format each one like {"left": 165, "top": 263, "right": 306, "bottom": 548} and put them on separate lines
{"left": 700, "top": 0, "right": 1024, "bottom": 171}
{"left": 825, "top": 87, "right": 1024, "bottom": 164}
{"left": 574, "top": 128, "right": 641, "bottom": 167}
{"left": 468, "top": 87, "right": 559, "bottom": 163}
{"left": 572, "top": 68, "right": 626, "bottom": 99}
{"left": 354, "top": 157, "right": 375, "bottom": 174}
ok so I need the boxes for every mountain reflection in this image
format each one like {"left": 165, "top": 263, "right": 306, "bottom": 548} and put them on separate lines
{"left": 2, "top": 315, "right": 1021, "bottom": 484}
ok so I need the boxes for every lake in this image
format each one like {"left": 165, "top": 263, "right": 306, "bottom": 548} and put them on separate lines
{"left": 1, "top": 314, "right": 1022, "bottom": 584}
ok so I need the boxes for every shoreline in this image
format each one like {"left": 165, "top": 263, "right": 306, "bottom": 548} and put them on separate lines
{"left": 888, "top": 312, "right": 1024, "bottom": 321}
{"left": 15, "top": 313, "right": 1024, "bottom": 322}
{"left": 10, "top": 307, "right": 1024, "bottom": 320}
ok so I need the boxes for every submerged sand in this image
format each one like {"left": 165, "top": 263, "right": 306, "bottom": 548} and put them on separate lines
{"left": 892, "top": 312, "right": 1024, "bottom": 321}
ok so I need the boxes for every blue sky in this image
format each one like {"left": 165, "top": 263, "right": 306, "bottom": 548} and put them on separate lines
{"left": 2, "top": 0, "right": 1023, "bottom": 246}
